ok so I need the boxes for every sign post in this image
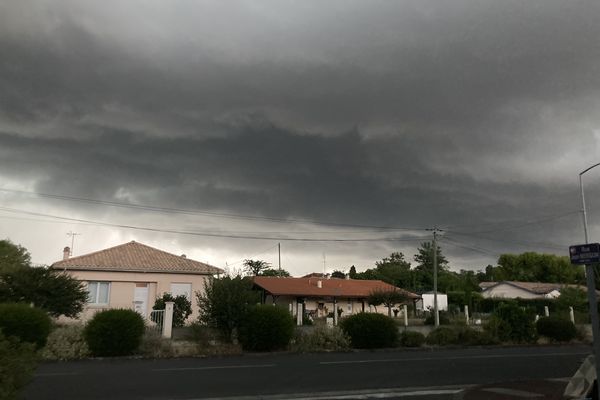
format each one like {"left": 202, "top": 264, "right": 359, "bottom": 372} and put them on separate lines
{"left": 570, "top": 243, "right": 600, "bottom": 396}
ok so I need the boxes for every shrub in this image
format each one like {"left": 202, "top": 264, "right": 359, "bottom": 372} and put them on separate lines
{"left": 0, "top": 303, "right": 51, "bottom": 348}
{"left": 488, "top": 302, "right": 536, "bottom": 343}
{"left": 426, "top": 326, "right": 458, "bottom": 346}
{"left": 536, "top": 317, "right": 577, "bottom": 342}
{"left": 238, "top": 305, "right": 294, "bottom": 351}
{"left": 0, "top": 332, "right": 37, "bottom": 400}
{"left": 399, "top": 330, "right": 425, "bottom": 347}
{"left": 424, "top": 311, "right": 451, "bottom": 325}
{"left": 456, "top": 327, "right": 497, "bottom": 346}
{"left": 137, "top": 330, "right": 175, "bottom": 358}
{"left": 152, "top": 293, "right": 192, "bottom": 328}
{"left": 41, "top": 324, "right": 90, "bottom": 360}
{"left": 340, "top": 313, "right": 398, "bottom": 349}
{"left": 84, "top": 309, "right": 145, "bottom": 356}
{"left": 291, "top": 326, "right": 350, "bottom": 353}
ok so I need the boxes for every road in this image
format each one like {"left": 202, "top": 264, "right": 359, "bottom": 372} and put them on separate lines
{"left": 24, "top": 345, "right": 590, "bottom": 400}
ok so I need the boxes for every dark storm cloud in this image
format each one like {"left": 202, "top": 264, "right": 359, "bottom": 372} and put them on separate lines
{"left": 1, "top": 0, "right": 600, "bottom": 268}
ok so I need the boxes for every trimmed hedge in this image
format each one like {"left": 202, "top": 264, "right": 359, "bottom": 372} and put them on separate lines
{"left": 399, "top": 330, "right": 425, "bottom": 347}
{"left": 84, "top": 309, "right": 145, "bottom": 356}
{"left": 340, "top": 313, "right": 398, "bottom": 349}
{"left": 291, "top": 325, "right": 350, "bottom": 353}
{"left": 238, "top": 305, "right": 294, "bottom": 351}
{"left": 536, "top": 317, "right": 577, "bottom": 342}
{"left": 490, "top": 302, "right": 537, "bottom": 343}
{"left": 426, "top": 326, "right": 458, "bottom": 346}
{"left": 456, "top": 327, "right": 497, "bottom": 346}
{"left": 0, "top": 303, "right": 51, "bottom": 348}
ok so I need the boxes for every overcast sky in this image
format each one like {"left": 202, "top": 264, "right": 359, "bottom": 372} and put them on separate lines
{"left": 1, "top": 0, "right": 599, "bottom": 276}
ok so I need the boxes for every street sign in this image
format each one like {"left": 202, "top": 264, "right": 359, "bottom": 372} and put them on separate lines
{"left": 569, "top": 243, "right": 600, "bottom": 264}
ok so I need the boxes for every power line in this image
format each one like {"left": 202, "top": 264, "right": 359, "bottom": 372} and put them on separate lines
{"left": 0, "top": 206, "right": 431, "bottom": 243}
{"left": 444, "top": 230, "right": 567, "bottom": 251}
{"left": 0, "top": 188, "right": 426, "bottom": 232}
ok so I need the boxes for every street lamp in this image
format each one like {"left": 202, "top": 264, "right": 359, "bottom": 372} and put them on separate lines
{"left": 579, "top": 162, "right": 600, "bottom": 396}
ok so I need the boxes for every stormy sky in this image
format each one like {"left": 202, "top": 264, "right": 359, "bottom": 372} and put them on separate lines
{"left": 1, "top": 0, "right": 599, "bottom": 276}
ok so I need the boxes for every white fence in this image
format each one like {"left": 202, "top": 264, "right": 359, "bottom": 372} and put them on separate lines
{"left": 146, "top": 302, "right": 174, "bottom": 338}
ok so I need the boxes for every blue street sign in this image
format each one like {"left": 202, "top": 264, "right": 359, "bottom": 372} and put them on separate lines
{"left": 569, "top": 243, "right": 600, "bottom": 264}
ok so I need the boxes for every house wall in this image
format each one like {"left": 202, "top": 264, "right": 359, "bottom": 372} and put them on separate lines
{"left": 61, "top": 270, "right": 211, "bottom": 323}
{"left": 415, "top": 294, "right": 448, "bottom": 312}
{"left": 481, "top": 284, "right": 542, "bottom": 299}
{"left": 264, "top": 295, "right": 407, "bottom": 318}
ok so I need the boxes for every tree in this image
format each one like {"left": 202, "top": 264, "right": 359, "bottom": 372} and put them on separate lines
{"left": 354, "top": 252, "right": 414, "bottom": 290}
{"left": 0, "top": 240, "right": 31, "bottom": 272}
{"left": 484, "top": 253, "right": 585, "bottom": 285}
{"left": 260, "top": 268, "right": 291, "bottom": 277}
{"left": 243, "top": 259, "right": 270, "bottom": 276}
{"left": 196, "top": 275, "right": 260, "bottom": 341}
{"left": 349, "top": 266, "right": 358, "bottom": 279}
{"left": 152, "top": 293, "right": 192, "bottom": 327}
{"left": 331, "top": 270, "right": 346, "bottom": 279}
{"left": 413, "top": 242, "right": 449, "bottom": 291}
{"left": 0, "top": 266, "right": 88, "bottom": 318}
{"left": 367, "top": 289, "right": 409, "bottom": 317}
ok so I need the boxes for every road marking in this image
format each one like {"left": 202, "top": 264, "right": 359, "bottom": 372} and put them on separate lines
{"left": 193, "top": 385, "right": 470, "bottom": 400}
{"left": 35, "top": 372, "right": 80, "bottom": 377}
{"left": 319, "top": 351, "right": 590, "bottom": 365}
{"left": 153, "top": 363, "right": 276, "bottom": 372}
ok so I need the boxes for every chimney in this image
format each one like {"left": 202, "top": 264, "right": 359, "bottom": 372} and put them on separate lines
{"left": 63, "top": 247, "right": 70, "bottom": 260}
{"left": 317, "top": 280, "right": 322, "bottom": 288}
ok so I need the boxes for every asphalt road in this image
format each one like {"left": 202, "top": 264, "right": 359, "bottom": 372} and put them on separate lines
{"left": 24, "top": 345, "right": 590, "bottom": 400}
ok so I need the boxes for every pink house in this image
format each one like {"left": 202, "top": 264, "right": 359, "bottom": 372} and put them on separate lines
{"left": 50, "top": 241, "right": 223, "bottom": 322}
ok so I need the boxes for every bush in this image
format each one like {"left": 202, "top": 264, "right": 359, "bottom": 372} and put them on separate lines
{"left": 399, "top": 330, "right": 425, "bottom": 347}
{"left": 84, "top": 309, "right": 146, "bottom": 356}
{"left": 0, "top": 332, "right": 37, "bottom": 400}
{"left": 0, "top": 303, "right": 51, "bottom": 348}
{"left": 536, "top": 317, "right": 577, "bottom": 342}
{"left": 424, "top": 311, "right": 451, "bottom": 325}
{"left": 488, "top": 302, "right": 537, "bottom": 343}
{"left": 340, "top": 313, "right": 398, "bottom": 349}
{"left": 238, "top": 305, "right": 294, "bottom": 351}
{"left": 426, "top": 326, "right": 458, "bottom": 346}
{"left": 456, "top": 327, "right": 497, "bottom": 346}
{"left": 137, "top": 330, "right": 175, "bottom": 358}
{"left": 291, "top": 326, "right": 350, "bottom": 353}
{"left": 41, "top": 324, "right": 90, "bottom": 360}
{"left": 152, "top": 293, "right": 192, "bottom": 328}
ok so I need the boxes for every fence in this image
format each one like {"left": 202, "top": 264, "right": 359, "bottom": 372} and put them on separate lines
{"left": 148, "top": 309, "right": 165, "bottom": 332}
{"left": 145, "top": 301, "right": 174, "bottom": 338}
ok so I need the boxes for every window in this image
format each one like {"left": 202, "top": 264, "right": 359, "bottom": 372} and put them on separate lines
{"left": 88, "top": 281, "right": 110, "bottom": 305}
{"left": 170, "top": 283, "right": 192, "bottom": 300}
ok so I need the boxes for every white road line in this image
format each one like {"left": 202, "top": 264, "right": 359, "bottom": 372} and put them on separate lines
{"left": 153, "top": 363, "right": 276, "bottom": 372}
{"left": 319, "top": 351, "right": 590, "bottom": 365}
{"left": 35, "top": 372, "right": 80, "bottom": 377}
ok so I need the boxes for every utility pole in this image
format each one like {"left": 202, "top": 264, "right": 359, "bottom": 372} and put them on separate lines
{"left": 66, "top": 231, "right": 80, "bottom": 257}
{"left": 278, "top": 243, "right": 281, "bottom": 272}
{"left": 427, "top": 227, "right": 442, "bottom": 327}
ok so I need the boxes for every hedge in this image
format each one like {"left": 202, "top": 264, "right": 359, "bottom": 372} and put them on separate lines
{"left": 340, "top": 313, "right": 398, "bottom": 349}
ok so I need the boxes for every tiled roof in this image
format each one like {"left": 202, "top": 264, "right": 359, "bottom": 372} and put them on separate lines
{"left": 51, "top": 241, "right": 223, "bottom": 275}
{"left": 479, "top": 281, "right": 588, "bottom": 295}
{"left": 253, "top": 276, "right": 419, "bottom": 299}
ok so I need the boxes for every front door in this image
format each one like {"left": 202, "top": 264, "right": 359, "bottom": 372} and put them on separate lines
{"left": 133, "top": 284, "right": 149, "bottom": 317}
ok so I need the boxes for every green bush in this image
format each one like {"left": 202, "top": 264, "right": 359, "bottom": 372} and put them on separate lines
{"left": 238, "top": 305, "right": 294, "bottom": 351}
{"left": 41, "top": 324, "right": 90, "bottom": 360}
{"left": 424, "top": 311, "right": 451, "bottom": 325}
{"left": 426, "top": 326, "right": 458, "bottom": 346}
{"left": 291, "top": 326, "right": 350, "bottom": 353}
{"left": 84, "top": 309, "right": 146, "bottom": 356}
{"left": 456, "top": 327, "right": 497, "bottom": 346}
{"left": 399, "top": 330, "right": 425, "bottom": 347}
{"left": 536, "top": 317, "right": 577, "bottom": 342}
{"left": 340, "top": 313, "right": 398, "bottom": 349}
{"left": 488, "top": 302, "right": 537, "bottom": 343}
{"left": 0, "top": 332, "right": 37, "bottom": 400}
{"left": 0, "top": 303, "right": 51, "bottom": 348}
{"left": 152, "top": 293, "right": 192, "bottom": 328}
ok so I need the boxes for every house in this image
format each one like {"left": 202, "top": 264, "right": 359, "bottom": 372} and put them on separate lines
{"left": 479, "top": 281, "right": 589, "bottom": 299}
{"left": 415, "top": 292, "right": 448, "bottom": 313}
{"left": 253, "top": 276, "right": 419, "bottom": 319}
{"left": 50, "top": 241, "right": 223, "bottom": 321}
